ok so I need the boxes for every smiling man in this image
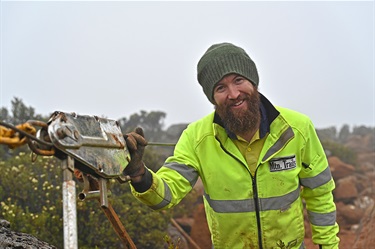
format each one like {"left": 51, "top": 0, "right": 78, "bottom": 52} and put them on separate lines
{"left": 124, "top": 42, "right": 340, "bottom": 249}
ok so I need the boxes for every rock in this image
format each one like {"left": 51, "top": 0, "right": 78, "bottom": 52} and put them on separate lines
{"left": 328, "top": 156, "right": 355, "bottom": 180}
{"left": 0, "top": 219, "right": 57, "bottom": 249}
{"left": 357, "top": 152, "right": 375, "bottom": 166}
{"left": 166, "top": 223, "right": 189, "bottom": 249}
{"left": 352, "top": 201, "right": 375, "bottom": 248}
{"left": 336, "top": 202, "right": 364, "bottom": 225}
{"left": 0, "top": 220, "right": 10, "bottom": 229}
{"left": 334, "top": 176, "right": 358, "bottom": 202}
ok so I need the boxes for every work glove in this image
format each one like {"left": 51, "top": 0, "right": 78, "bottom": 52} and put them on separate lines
{"left": 123, "top": 127, "right": 147, "bottom": 178}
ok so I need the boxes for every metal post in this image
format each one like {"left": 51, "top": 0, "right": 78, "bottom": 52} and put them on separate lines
{"left": 62, "top": 156, "right": 78, "bottom": 249}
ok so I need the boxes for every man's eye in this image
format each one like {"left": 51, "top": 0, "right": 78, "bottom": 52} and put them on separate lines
{"left": 215, "top": 85, "right": 224, "bottom": 92}
{"left": 235, "top": 78, "right": 244, "bottom": 84}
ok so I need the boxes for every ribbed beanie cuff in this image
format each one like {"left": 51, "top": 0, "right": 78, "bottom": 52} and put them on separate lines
{"left": 197, "top": 43, "right": 259, "bottom": 104}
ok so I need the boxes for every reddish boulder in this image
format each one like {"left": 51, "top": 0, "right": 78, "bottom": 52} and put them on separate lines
{"left": 334, "top": 176, "right": 358, "bottom": 201}
{"left": 336, "top": 202, "right": 364, "bottom": 225}
{"left": 352, "top": 202, "right": 375, "bottom": 248}
{"left": 328, "top": 156, "right": 355, "bottom": 180}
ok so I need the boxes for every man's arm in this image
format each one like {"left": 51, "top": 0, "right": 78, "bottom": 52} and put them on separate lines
{"left": 125, "top": 127, "right": 198, "bottom": 210}
{"left": 299, "top": 120, "right": 340, "bottom": 249}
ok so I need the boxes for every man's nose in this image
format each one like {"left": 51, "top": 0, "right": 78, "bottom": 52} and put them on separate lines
{"left": 227, "top": 85, "right": 240, "bottom": 99}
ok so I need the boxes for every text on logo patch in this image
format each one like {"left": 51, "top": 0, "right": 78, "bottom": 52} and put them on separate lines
{"left": 269, "top": 155, "right": 296, "bottom": 172}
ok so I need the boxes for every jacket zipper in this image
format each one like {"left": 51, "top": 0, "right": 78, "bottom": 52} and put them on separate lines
{"left": 252, "top": 168, "right": 263, "bottom": 249}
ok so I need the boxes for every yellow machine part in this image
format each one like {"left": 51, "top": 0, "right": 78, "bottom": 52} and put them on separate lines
{"left": 0, "top": 123, "right": 36, "bottom": 149}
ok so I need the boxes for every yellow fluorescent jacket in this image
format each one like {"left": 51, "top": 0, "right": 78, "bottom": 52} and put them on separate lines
{"left": 131, "top": 94, "right": 340, "bottom": 249}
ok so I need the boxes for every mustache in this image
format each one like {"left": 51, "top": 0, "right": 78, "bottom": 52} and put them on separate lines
{"left": 226, "top": 94, "right": 249, "bottom": 106}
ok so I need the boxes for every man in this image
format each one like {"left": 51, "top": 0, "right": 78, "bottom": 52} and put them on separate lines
{"left": 124, "top": 42, "right": 340, "bottom": 249}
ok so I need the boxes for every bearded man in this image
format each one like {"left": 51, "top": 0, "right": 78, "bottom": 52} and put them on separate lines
{"left": 124, "top": 42, "right": 340, "bottom": 249}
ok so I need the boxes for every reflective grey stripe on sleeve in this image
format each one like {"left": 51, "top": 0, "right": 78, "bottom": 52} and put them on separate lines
{"left": 307, "top": 210, "right": 337, "bottom": 226}
{"left": 204, "top": 187, "right": 300, "bottom": 213}
{"left": 164, "top": 162, "right": 199, "bottom": 187}
{"left": 262, "top": 127, "right": 294, "bottom": 161}
{"left": 150, "top": 180, "right": 172, "bottom": 210}
{"left": 300, "top": 166, "right": 332, "bottom": 189}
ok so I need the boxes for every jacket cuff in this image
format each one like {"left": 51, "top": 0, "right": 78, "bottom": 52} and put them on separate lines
{"left": 130, "top": 169, "right": 152, "bottom": 193}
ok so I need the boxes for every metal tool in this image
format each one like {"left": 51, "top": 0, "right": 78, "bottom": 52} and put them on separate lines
{"left": 35, "top": 111, "right": 136, "bottom": 249}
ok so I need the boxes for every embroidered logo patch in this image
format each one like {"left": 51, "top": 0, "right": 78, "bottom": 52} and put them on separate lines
{"left": 269, "top": 155, "right": 296, "bottom": 172}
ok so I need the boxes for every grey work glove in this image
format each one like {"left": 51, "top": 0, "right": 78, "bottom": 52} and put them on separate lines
{"left": 123, "top": 127, "right": 147, "bottom": 178}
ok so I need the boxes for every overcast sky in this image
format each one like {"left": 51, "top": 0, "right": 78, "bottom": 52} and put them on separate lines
{"left": 1, "top": 1, "right": 374, "bottom": 130}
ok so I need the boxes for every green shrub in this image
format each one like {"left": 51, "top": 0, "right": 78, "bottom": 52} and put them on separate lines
{"left": 0, "top": 151, "right": 171, "bottom": 249}
{"left": 321, "top": 140, "right": 357, "bottom": 165}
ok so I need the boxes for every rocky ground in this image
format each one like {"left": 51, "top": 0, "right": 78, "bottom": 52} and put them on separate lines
{"left": 0, "top": 219, "right": 57, "bottom": 249}
{"left": 304, "top": 154, "right": 375, "bottom": 249}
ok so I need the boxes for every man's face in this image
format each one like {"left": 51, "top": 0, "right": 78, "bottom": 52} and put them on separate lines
{"left": 213, "top": 73, "right": 261, "bottom": 135}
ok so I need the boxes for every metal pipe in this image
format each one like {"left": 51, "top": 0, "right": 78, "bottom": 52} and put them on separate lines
{"left": 78, "top": 189, "right": 112, "bottom": 202}
{"left": 99, "top": 178, "right": 109, "bottom": 208}
{"left": 78, "top": 190, "right": 100, "bottom": 201}
{"left": 62, "top": 156, "right": 78, "bottom": 249}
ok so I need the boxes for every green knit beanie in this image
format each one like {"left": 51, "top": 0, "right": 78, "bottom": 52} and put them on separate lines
{"left": 197, "top": 42, "right": 259, "bottom": 104}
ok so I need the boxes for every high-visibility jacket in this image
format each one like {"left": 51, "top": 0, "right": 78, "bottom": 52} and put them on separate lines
{"left": 131, "top": 94, "right": 340, "bottom": 249}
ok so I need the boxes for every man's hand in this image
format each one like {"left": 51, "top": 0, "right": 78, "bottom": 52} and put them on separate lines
{"left": 124, "top": 127, "right": 148, "bottom": 180}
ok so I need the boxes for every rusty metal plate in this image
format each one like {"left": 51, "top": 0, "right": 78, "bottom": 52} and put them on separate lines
{"left": 47, "top": 111, "right": 130, "bottom": 179}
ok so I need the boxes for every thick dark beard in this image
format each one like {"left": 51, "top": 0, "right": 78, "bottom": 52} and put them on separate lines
{"left": 215, "top": 92, "right": 261, "bottom": 136}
